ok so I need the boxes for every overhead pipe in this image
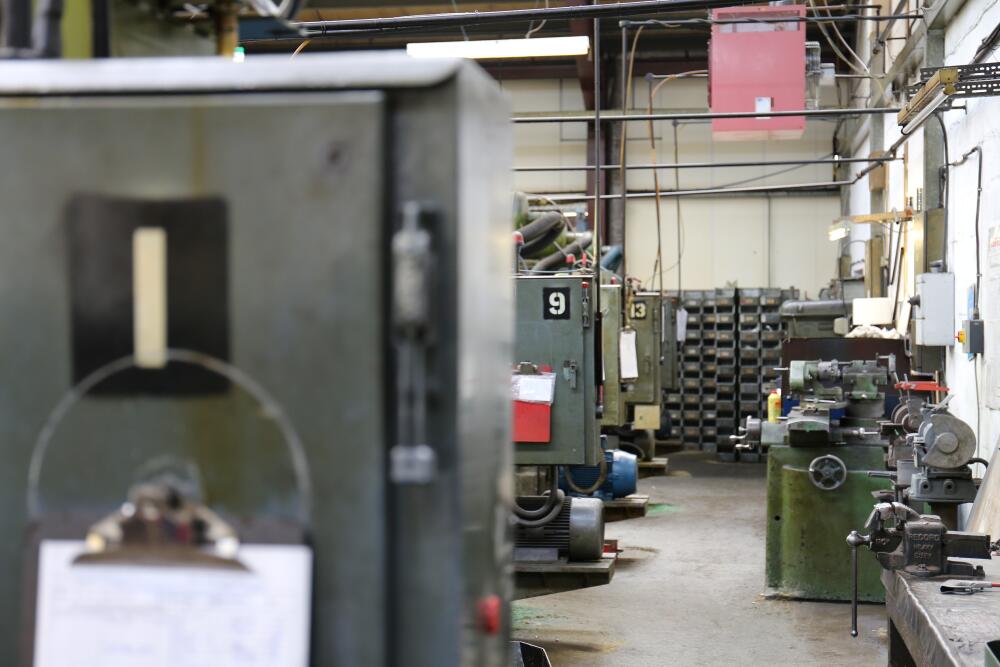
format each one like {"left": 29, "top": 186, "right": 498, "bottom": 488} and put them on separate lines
{"left": 514, "top": 156, "right": 900, "bottom": 172}
{"left": 295, "top": 1, "right": 915, "bottom": 36}
{"left": 514, "top": 107, "right": 899, "bottom": 123}
{"left": 295, "top": 0, "right": 754, "bottom": 35}
{"left": 618, "top": 13, "right": 922, "bottom": 27}
{"left": 534, "top": 180, "right": 850, "bottom": 201}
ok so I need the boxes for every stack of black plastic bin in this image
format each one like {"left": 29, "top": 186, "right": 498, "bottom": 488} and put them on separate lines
{"left": 659, "top": 287, "right": 798, "bottom": 455}
{"left": 712, "top": 288, "right": 738, "bottom": 452}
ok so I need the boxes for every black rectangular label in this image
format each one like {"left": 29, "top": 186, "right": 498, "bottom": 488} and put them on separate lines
{"left": 542, "top": 287, "right": 571, "bottom": 320}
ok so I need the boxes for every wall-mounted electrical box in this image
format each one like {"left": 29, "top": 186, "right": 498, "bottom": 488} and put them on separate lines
{"left": 914, "top": 272, "right": 955, "bottom": 346}
{"left": 961, "top": 319, "right": 985, "bottom": 355}
{"left": 709, "top": 4, "right": 806, "bottom": 141}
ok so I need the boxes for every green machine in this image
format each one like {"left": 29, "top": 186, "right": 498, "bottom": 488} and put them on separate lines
{"left": 513, "top": 275, "right": 600, "bottom": 467}
{"left": 733, "top": 357, "right": 895, "bottom": 601}
{"left": 600, "top": 283, "right": 627, "bottom": 430}
{"left": 659, "top": 294, "right": 679, "bottom": 394}
{"left": 511, "top": 274, "right": 605, "bottom": 564}
{"left": 624, "top": 291, "right": 663, "bottom": 408}
{"left": 617, "top": 291, "right": 676, "bottom": 460}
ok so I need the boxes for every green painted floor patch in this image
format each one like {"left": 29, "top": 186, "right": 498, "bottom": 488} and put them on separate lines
{"left": 647, "top": 502, "right": 681, "bottom": 515}
{"left": 512, "top": 604, "right": 553, "bottom": 624}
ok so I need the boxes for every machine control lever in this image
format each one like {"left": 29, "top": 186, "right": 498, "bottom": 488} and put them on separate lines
{"left": 846, "top": 530, "right": 870, "bottom": 637}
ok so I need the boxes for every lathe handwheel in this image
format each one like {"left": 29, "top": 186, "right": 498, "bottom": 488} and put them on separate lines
{"left": 808, "top": 454, "right": 848, "bottom": 491}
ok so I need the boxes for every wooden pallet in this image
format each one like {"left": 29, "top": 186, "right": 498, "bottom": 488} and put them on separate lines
{"left": 638, "top": 457, "right": 669, "bottom": 478}
{"left": 514, "top": 553, "right": 616, "bottom": 600}
{"left": 603, "top": 494, "right": 649, "bottom": 521}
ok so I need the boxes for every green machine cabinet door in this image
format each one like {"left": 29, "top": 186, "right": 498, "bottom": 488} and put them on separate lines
{"left": 660, "top": 295, "right": 678, "bottom": 391}
{"left": 765, "top": 444, "right": 891, "bottom": 601}
{"left": 624, "top": 292, "right": 662, "bottom": 405}
{"left": 600, "top": 285, "right": 626, "bottom": 428}
{"left": 514, "top": 276, "right": 600, "bottom": 466}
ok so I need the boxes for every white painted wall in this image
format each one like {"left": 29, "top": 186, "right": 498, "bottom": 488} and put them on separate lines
{"left": 843, "top": 0, "right": 1000, "bottom": 472}
{"left": 942, "top": 0, "right": 1000, "bottom": 465}
{"left": 503, "top": 76, "right": 841, "bottom": 296}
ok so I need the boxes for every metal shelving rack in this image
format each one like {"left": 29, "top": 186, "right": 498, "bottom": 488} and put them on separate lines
{"left": 663, "top": 287, "right": 798, "bottom": 453}
{"left": 712, "top": 288, "right": 738, "bottom": 451}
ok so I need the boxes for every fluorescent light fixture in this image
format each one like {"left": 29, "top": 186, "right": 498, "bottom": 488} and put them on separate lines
{"left": 900, "top": 90, "right": 948, "bottom": 136}
{"left": 828, "top": 219, "right": 850, "bottom": 241}
{"left": 407, "top": 35, "right": 590, "bottom": 60}
{"left": 897, "top": 67, "right": 957, "bottom": 129}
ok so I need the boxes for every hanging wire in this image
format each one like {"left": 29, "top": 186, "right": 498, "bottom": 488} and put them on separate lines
{"left": 449, "top": 0, "right": 469, "bottom": 40}
{"left": 525, "top": 0, "right": 550, "bottom": 38}
{"left": 644, "top": 70, "right": 707, "bottom": 289}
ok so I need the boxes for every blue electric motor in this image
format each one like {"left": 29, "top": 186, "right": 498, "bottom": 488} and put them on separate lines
{"left": 559, "top": 449, "right": 638, "bottom": 501}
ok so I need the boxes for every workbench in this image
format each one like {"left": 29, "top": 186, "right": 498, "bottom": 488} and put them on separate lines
{"left": 883, "top": 558, "right": 1000, "bottom": 666}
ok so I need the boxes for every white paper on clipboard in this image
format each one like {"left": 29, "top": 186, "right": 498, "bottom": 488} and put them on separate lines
{"left": 512, "top": 372, "right": 557, "bottom": 404}
{"left": 33, "top": 540, "right": 312, "bottom": 667}
{"left": 620, "top": 329, "right": 639, "bottom": 380}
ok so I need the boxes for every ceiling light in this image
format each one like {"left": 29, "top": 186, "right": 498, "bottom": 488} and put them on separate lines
{"left": 406, "top": 36, "right": 590, "bottom": 60}
{"left": 897, "top": 67, "right": 958, "bottom": 129}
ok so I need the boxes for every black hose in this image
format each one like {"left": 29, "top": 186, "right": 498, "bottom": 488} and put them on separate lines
{"left": 530, "top": 233, "right": 593, "bottom": 273}
{"left": 935, "top": 112, "right": 949, "bottom": 272}
{"left": 513, "top": 467, "right": 562, "bottom": 520}
{"left": 518, "top": 211, "right": 563, "bottom": 245}
{"left": 562, "top": 455, "right": 609, "bottom": 495}
{"left": 969, "top": 457, "right": 989, "bottom": 468}
{"left": 512, "top": 491, "right": 567, "bottom": 527}
{"left": 520, "top": 224, "right": 565, "bottom": 259}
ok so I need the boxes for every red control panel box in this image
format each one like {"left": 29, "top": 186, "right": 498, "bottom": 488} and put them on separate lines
{"left": 709, "top": 5, "right": 806, "bottom": 141}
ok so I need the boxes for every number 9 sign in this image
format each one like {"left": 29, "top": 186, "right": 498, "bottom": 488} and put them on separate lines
{"left": 542, "top": 287, "right": 571, "bottom": 320}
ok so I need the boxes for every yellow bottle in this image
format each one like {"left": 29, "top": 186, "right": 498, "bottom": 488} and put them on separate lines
{"left": 767, "top": 389, "right": 781, "bottom": 423}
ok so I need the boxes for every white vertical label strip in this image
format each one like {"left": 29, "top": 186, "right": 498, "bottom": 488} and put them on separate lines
{"left": 133, "top": 227, "right": 167, "bottom": 369}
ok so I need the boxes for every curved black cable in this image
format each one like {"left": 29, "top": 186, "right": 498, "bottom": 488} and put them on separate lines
{"left": 561, "top": 455, "right": 608, "bottom": 495}
{"left": 512, "top": 466, "right": 562, "bottom": 520}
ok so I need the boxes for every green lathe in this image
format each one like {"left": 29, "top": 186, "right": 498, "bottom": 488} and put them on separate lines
{"left": 733, "top": 356, "right": 895, "bottom": 602}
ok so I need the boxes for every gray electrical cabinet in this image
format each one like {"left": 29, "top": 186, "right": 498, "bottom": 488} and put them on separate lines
{"left": 0, "top": 54, "right": 512, "bottom": 667}
{"left": 513, "top": 275, "right": 601, "bottom": 466}
{"left": 914, "top": 272, "right": 955, "bottom": 346}
{"left": 601, "top": 284, "right": 627, "bottom": 428}
{"left": 625, "top": 291, "right": 663, "bottom": 405}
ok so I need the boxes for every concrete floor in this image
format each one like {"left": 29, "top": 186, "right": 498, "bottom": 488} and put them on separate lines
{"left": 512, "top": 451, "right": 889, "bottom": 666}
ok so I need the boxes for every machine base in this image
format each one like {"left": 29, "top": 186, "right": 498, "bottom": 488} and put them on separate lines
{"left": 766, "top": 444, "right": 890, "bottom": 602}
{"left": 514, "top": 552, "right": 617, "bottom": 599}
{"left": 603, "top": 494, "right": 650, "bottom": 521}
{"left": 638, "top": 457, "right": 669, "bottom": 478}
